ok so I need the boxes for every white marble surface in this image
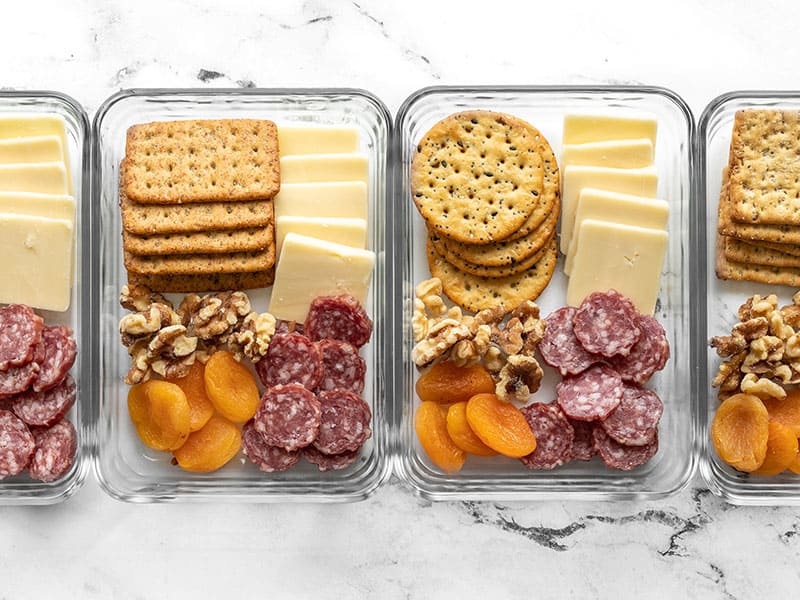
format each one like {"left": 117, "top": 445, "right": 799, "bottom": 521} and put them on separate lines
{"left": 2, "top": 1, "right": 800, "bottom": 598}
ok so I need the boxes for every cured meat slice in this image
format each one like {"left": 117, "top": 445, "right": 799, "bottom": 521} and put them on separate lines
{"left": 569, "top": 419, "right": 597, "bottom": 461}
{"left": 573, "top": 290, "right": 641, "bottom": 358}
{"left": 592, "top": 426, "right": 658, "bottom": 471}
{"left": 556, "top": 364, "right": 623, "bottom": 421}
{"left": 12, "top": 375, "right": 77, "bottom": 428}
{"left": 313, "top": 389, "right": 372, "bottom": 455}
{"left": 28, "top": 418, "right": 77, "bottom": 482}
{"left": 303, "top": 445, "right": 359, "bottom": 471}
{"left": 0, "top": 409, "right": 35, "bottom": 478}
{"left": 33, "top": 325, "right": 77, "bottom": 393}
{"left": 253, "top": 383, "right": 321, "bottom": 451}
{"left": 304, "top": 295, "right": 373, "bottom": 348}
{"left": 539, "top": 306, "right": 600, "bottom": 376}
{"left": 241, "top": 420, "right": 300, "bottom": 472}
{"left": 316, "top": 339, "right": 366, "bottom": 395}
{"left": 601, "top": 384, "right": 663, "bottom": 446}
{"left": 519, "top": 402, "right": 574, "bottom": 470}
{"left": 0, "top": 304, "right": 43, "bottom": 370}
{"left": 0, "top": 359, "right": 40, "bottom": 398}
{"left": 610, "top": 315, "right": 670, "bottom": 385}
{"left": 255, "top": 332, "right": 323, "bottom": 390}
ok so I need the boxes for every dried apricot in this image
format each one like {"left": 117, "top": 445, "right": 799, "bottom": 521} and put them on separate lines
{"left": 446, "top": 402, "right": 496, "bottom": 456}
{"left": 788, "top": 450, "right": 800, "bottom": 475}
{"left": 711, "top": 393, "right": 769, "bottom": 472}
{"left": 415, "top": 401, "right": 466, "bottom": 473}
{"left": 762, "top": 389, "right": 800, "bottom": 437}
{"left": 173, "top": 415, "right": 242, "bottom": 473}
{"left": 203, "top": 350, "right": 260, "bottom": 423}
{"left": 128, "top": 380, "right": 191, "bottom": 451}
{"left": 169, "top": 361, "right": 215, "bottom": 432}
{"left": 415, "top": 361, "right": 495, "bottom": 404}
{"left": 465, "top": 393, "right": 537, "bottom": 458}
{"left": 753, "top": 421, "right": 799, "bottom": 476}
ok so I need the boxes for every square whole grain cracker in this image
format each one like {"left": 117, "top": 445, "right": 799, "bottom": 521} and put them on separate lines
{"left": 127, "top": 270, "right": 274, "bottom": 293}
{"left": 754, "top": 240, "right": 800, "bottom": 257}
{"left": 124, "top": 119, "right": 280, "bottom": 204}
{"left": 728, "top": 109, "right": 800, "bottom": 225}
{"left": 124, "top": 248, "right": 275, "bottom": 275}
{"left": 715, "top": 232, "right": 800, "bottom": 286}
{"left": 123, "top": 226, "right": 273, "bottom": 256}
{"left": 723, "top": 236, "right": 800, "bottom": 268}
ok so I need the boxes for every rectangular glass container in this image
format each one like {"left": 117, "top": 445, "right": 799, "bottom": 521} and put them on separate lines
{"left": 92, "top": 88, "right": 391, "bottom": 502}
{"left": 392, "top": 86, "right": 698, "bottom": 500}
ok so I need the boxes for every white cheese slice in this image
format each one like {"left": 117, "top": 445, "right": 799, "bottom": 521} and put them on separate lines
{"left": 0, "top": 162, "right": 69, "bottom": 195}
{"left": 278, "top": 126, "right": 359, "bottom": 156}
{"left": 561, "top": 138, "right": 654, "bottom": 170}
{"left": 269, "top": 233, "right": 374, "bottom": 322}
{"left": 276, "top": 216, "right": 367, "bottom": 256}
{"left": 0, "top": 115, "right": 71, "bottom": 193}
{"left": 0, "top": 192, "right": 75, "bottom": 222}
{"left": 280, "top": 153, "right": 368, "bottom": 184}
{"left": 274, "top": 182, "right": 368, "bottom": 221}
{"left": 0, "top": 135, "right": 64, "bottom": 164}
{"left": 566, "top": 219, "right": 668, "bottom": 315}
{"left": 562, "top": 114, "right": 658, "bottom": 145}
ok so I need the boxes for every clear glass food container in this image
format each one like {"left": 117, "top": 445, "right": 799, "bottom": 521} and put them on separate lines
{"left": 391, "top": 85, "right": 698, "bottom": 500}
{"left": 698, "top": 91, "right": 800, "bottom": 505}
{"left": 91, "top": 88, "right": 391, "bottom": 502}
{"left": 0, "top": 91, "right": 91, "bottom": 504}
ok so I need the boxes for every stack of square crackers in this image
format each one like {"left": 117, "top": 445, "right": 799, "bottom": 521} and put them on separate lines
{"left": 120, "top": 119, "right": 280, "bottom": 292}
{"left": 717, "top": 109, "right": 800, "bottom": 286}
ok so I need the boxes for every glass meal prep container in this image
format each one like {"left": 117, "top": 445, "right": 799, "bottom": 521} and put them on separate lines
{"left": 91, "top": 88, "right": 391, "bottom": 502}
{"left": 0, "top": 91, "right": 91, "bottom": 505}
{"left": 391, "top": 85, "right": 699, "bottom": 500}
{"left": 698, "top": 91, "right": 800, "bottom": 505}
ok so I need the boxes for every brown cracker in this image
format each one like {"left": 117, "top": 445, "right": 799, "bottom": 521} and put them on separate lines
{"left": 716, "top": 232, "right": 800, "bottom": 286}
{"left": 124, "top": 119, "right": 280, "bottom": 204}
{"left": 754, "top": 240, "right": 800, "bottom": 257}
{"left": 411, "top": 111, "right": 544, "bottom": 245}
{"left": 123, "top": 226, "right": 273, "bottom": 256}
{"left": 128, "top": 270, "right": 274, "bottom": 293}
{"left": 723, "top": 236, "right": 800, "bottom": 268}
{"left": 124, "top": 248, "right": 275, "bottom": 275}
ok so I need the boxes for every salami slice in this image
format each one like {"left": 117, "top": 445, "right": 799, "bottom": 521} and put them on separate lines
{"left": 28, "top": 418, "right": 77, "bottom": 482}
{"left": 0, "top": 305, "right": 43, "bottom": 371}
{"left": 539, "top": 307, "right": 601, "bottom": 376}
{"left": 610, "top": 315, "right": 670, "bottom": 385}
{"left": 0, "top": 409, "right": 35, "bottom": 478}
{"left": 313, "top": 389, "right": 372, "bottom": 455}
{"left": 573, "top": 290, "right": 641, "bottom": 358}
{"left": 303, "top": 445, "right": 359, "bottom": 471}
{"left": 253, "top": 383, "right": 321, "bottom": 451}
{"left": 32, "top": 326, "right": 77, "bottom": 393}
{"left": 569, "top": 419, "right": 597, "bottom": 461}
{"left": 12, "top": 375, "right": 76, "bottom": 428}
{"left": 255, "top": 332, "right": 323, "bottom": 390}
{"left": 241, "top": 420, "right": 301, "bottom": 472}
{"left": 316, "top": 340, "right": 366, "bottom": 394}
{"left": 519, "top": 403, "right": 574, "bottom": 470}
{"left": 601, "top": 384, "right": 663, "bottom": 446}
{"left": 0, "top": 358, "right": 40, "bottom": 398}
{"left": 556, "top": 364, "right": 623, "bottom": 421}
{"left": 593, "top": 426, "right": 658, "bottom": 471}
{"left": 305, "top": 295, "right": 373, "bottom": 348}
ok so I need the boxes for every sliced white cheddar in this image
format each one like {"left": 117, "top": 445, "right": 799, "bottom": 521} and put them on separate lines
{"left": 0, "top": 115, "right": 71, "bottom": 193}
{"left": 561, "top": 139, "right": 654, "bottom": 170}
{"left": 567, "top": 220, "right": 668, "bottom": 315}
{"left": 563, "top": 114, "right": 658, "bottom": 145}
{"left": 560, "top": 165, "right": 658, "bottom": 254}
{"left": 0, "top": 192, "right": 75, "bottom": 222}
{"left": 278, "top": 126, "right": 360, "bottom": 156}
{"left": 565, "top": 189, "right": 669, "bottom": 275}
{"left": 274, "top": 182, "right": 368, "bottom": 221}
{"left": 0, "top": 135, "right": 64, "bottom": 164}
{"left": 280, "top": 153, "right": 368, "bottom": 184}
{"left": 276, "top": 216, "right": 367, "bottom": 256}
{"left": 0, "top": 213, "right": 73, "bottom": 311}
{"left": 269, "top": 233, "right": 374, "bottom": 322}
{"left": 0, "top": 162, "right": 69, "bottom": 195}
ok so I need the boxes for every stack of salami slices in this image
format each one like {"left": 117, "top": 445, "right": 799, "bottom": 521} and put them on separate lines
{"left": 0, "top": 304, "right": 78, "bottom": 482}
{"left": 523, "top": 290, "right": 669, "bottom": 471}
{"left": 243, "top": 295, "right": 373, "bottom": 473}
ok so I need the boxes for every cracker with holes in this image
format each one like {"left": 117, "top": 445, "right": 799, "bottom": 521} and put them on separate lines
{"left": 124, "top": 119, "right": 280, "bottom": 204}
{"left": 411, "top": 111, "right": 544, "bottom": 244}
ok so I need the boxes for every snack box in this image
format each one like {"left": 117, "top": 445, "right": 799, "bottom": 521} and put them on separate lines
{"left": 392, "top": 86, "right": 698, "bottom": 500}
{"left": 0, "top": 91, "right": 90, "bottom": 505}
{"left": 92, "top": 89, "right": 391, "bottom": 502}
{"left": 698, "top": 91, "right": 800, "bottom": 505}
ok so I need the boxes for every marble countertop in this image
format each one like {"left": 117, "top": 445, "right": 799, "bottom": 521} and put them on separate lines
{"left": 2, "top": 1, "right": 800, "bottom": 598}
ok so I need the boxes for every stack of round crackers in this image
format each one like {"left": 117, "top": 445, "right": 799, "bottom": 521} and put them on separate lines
{"left": 411, "top": 110, "right": 560, "bottom": 312}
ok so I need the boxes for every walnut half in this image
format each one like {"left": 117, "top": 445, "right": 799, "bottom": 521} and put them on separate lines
{"left": 495, "top": 354, "right": 543, "bottom": 403}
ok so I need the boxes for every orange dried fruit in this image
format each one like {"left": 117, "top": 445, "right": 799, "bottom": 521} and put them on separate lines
{"left": 128, "top": 380, "right": 191, "bottom": 451}
{"left": 711, "top": 393, "right": 769, "bottom": 472}
{"left": 203, "top": 350, "right": 260, "bottom": 423}
{"left": 762, "top": 389, "right": 800, "bottom": 437}
{"left": 173, "top": 415, "right": 242, "bottom": 473}
{"left": 169, "top": 361, "right": 215, "bottom": 432}
{"left": 415, "top": 361, "right": 495, "bottom": 404}
{"left": 753, "top": 421, "right": 799, "bottom": 476}
{"left": 446, "top": 401, "right": 497, "bottom": 456}
{"left": 465, "top": 393, "right": 537, "bottom": 458}
{"left": 788, "top": 450, "right": 800, "bottom": 475}
{"left": 414, "top": 401, "right": 466, "bottom": 473}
